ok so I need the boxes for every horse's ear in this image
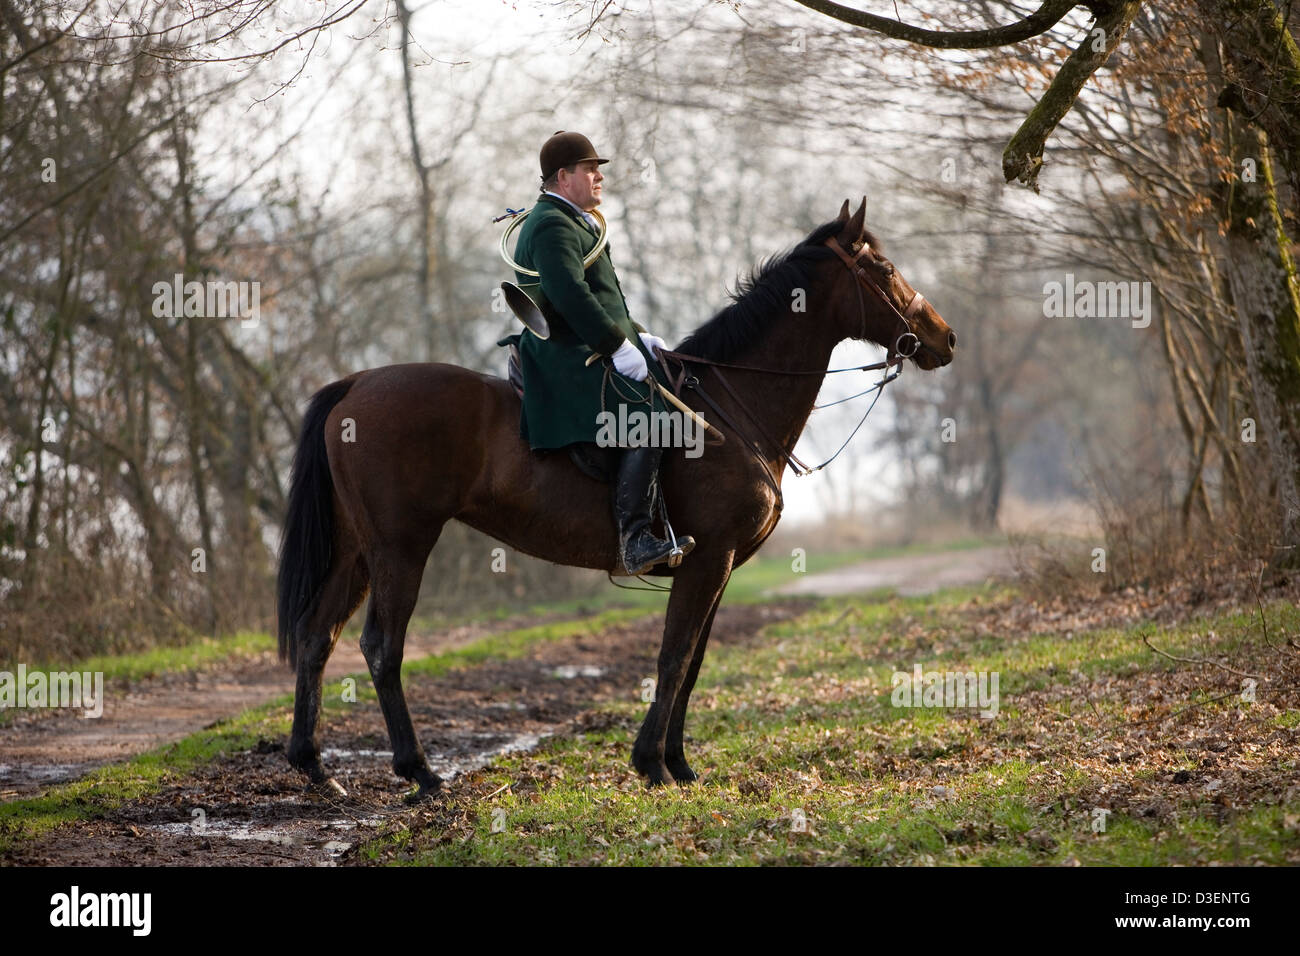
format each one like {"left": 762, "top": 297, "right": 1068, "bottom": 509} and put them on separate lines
{"left": 837, "top": 199, "right": 851, "bottom": 221}
{"left": 839, "top": 196, "right": 867, "bottom": 244}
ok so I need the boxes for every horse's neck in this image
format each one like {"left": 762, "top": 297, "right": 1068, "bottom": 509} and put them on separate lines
{"left": 726, "top": 314, "right": 840, "bottom": 469}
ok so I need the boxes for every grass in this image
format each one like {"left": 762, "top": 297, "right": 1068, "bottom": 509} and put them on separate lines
{"left": 0, "top": 630, "right": 277, "bottom": 727}
{"left": 63, "top": 630, "right": 274, "bottom": 683}
{"left": 366, "top": 590, "right": 1300, "bottom": 866}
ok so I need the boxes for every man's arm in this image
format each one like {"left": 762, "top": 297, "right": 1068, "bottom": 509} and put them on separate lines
{"left": 531, "top": 214, "right": 626, "bottom": 356}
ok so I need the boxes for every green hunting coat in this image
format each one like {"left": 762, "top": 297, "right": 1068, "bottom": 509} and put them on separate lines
{"left": 506, "top": 193, "right": 662, "bottom": 451}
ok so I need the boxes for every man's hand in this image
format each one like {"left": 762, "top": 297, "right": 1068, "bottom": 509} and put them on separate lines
{"left": 612, "top": 338, "right": 649, "bottom": 382}
{"left": 638, "top": 332, "right": 668, "bottom": 357}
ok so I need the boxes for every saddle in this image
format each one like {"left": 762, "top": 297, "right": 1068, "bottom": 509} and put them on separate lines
{"left": 499, "top": 334, "right": 619, "bottom": 483}
{"left": 497, "top": 334, "right": 683, "bottom": 577}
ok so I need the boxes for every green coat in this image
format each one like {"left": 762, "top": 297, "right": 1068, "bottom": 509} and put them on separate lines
{"left": 507, "top": 193, "right": 661, "bottom": 450}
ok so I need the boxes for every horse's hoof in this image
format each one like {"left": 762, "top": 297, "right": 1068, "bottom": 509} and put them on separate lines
{"left": 403, "top": 782, "right": 441, "bottom": 805}
{"left": 307, "top": 776, "right": 348, "bottom": 798}
{"left": 631, "top": 746, "right": 676, "bottom": 787}
{"left": 669, "top": 764, "right": 698, "bottom": 785}
{"left": 640, "top": 762, "right": 677, "bottom": 789}
{"left": 401, "top": 766, "right": 444, "bottom": 804}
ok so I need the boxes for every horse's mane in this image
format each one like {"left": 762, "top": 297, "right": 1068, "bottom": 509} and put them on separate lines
{"left": 674, "top": 218, "right": 883, "bottom": 362}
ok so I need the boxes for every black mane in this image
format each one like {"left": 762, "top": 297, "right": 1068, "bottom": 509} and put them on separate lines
{"left": 674, "top": 219, "right": 882, "bottom": 362}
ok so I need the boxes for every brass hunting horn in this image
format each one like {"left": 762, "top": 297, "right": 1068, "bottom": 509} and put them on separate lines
{"left": 495, "top": 205, "right": 610, "bottom": 340}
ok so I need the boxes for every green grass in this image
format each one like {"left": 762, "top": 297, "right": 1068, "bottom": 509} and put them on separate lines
{"left": 0, "top": 630, "right": 277, "bottom": 727}
{"left": 1276, "top": 709, "right": 1300, "bottom": 729}
{"left": 374, "top": 591, "right": 1300, "bottom": 866}
{"left": 70, "top": 630, "right": 274, "bottom": 682}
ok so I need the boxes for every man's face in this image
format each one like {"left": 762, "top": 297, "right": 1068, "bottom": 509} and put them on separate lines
{"left": 556, "top": 160, "right": 603, "bottom": 211}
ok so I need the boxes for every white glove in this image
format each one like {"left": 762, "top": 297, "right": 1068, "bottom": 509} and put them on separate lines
{"left": 638, "top": 332, "right": 668, "bottom": 357}
{"left": 611, "top": 338, "right": 649, "bottom": 382}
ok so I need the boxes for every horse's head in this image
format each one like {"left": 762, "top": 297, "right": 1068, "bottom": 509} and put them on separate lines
{"left": 829, "top": 198, "right": 956, "bottom": 371}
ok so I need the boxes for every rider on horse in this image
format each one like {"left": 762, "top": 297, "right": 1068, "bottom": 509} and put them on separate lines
{"left": 511, "top": 131, "right": 696, "bottom": 575}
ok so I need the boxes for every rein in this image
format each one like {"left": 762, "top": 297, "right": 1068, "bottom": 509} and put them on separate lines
{"left": 653, "top": 236, "right": 928, "bottom": 511}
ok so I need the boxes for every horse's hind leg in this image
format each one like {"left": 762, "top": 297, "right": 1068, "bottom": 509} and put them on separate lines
{"left": 360, "top": 539, "right": 443, "bottom": 802}
{"left": 288, "top": 557, "right": 368, "bottom": 793}
{"left": 664, "top": 591, "right": 724, "bottom": 784}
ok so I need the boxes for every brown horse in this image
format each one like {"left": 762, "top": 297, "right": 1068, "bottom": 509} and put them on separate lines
{"left": 276, "top": 198, "right": 956, "bottom": 800}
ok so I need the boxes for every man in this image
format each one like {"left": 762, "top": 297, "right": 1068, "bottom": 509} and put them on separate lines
{"left": 510, "top": 130, "right": 695, "bottom": 575}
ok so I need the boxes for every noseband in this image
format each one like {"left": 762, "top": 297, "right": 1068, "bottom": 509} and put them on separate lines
{"left": 823, "top": 237, "right": 924, "bottom": 360}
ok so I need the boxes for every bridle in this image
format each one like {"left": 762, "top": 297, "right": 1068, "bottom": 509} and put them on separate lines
{"left": 653, "top": 233, "right": 933, "bottom": 511}
{"left": 822, "top": 236, "right": 925, "bottom": 364}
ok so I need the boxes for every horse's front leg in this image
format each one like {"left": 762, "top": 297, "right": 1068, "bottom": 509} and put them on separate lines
{"left": 663, "top": 592, "right": 724, "bottom": 784}
{"left": 632, "top": 552, "right": 734, "bottom": 787}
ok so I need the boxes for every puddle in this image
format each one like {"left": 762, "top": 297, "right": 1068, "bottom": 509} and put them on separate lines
{"left": 434, "top": 730, "right": 551, "bottom": 779}
{"left": 0, "top": 761, "right": 92, "bottom": 795}
{"left": 130, "top": 730, "right": 554, "bottom": 863}
{"left": 319, "top": 731, "right": 551, "bottom": 780}
{"left": 320, "top": 748, "right": 393, "bottom": 760}
{"left": 551, "top": 665, "right": 605, "bottom": 679}
{"left": 141, "top": 816, "right": 383, "bottom": 864}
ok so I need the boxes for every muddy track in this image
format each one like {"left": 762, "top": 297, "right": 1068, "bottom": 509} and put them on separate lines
{"left": 1, "top": 600, "right": 811, "bottom": 866}
{"left": 0, "top": 611, "right": 587, "bottom": 798}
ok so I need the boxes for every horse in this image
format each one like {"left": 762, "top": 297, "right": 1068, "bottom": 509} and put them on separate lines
{"left": 276, "top": 197, "right": 956, "bottom": 800}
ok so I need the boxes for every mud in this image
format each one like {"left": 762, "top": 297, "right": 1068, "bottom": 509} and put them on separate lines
{"left": 0, "top": 611, "right": 581, "bottom": 798}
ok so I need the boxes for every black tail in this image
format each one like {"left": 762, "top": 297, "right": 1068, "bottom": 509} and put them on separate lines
{"left": 277, "top": 378, "right": 355, "bottom": 666}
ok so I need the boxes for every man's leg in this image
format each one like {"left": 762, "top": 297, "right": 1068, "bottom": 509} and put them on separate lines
{"left": 613, "top": 445, "right": 696, "bottom": 574}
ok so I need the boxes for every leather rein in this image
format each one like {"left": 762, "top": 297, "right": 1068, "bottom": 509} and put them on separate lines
{"left": 653, "top": 236, "right": 928, "bottom": 512}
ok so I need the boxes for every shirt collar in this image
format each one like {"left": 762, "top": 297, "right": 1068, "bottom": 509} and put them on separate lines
{"left": 542, "top": 190, "right": 599, "bottom": 230}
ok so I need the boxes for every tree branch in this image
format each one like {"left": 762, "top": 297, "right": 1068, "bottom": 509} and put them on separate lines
{"left": 1002, "top": 1, "right": 1144, "bottom": 189}
{"left": 789, "top": 0, "right": 1079, "bottom": 49}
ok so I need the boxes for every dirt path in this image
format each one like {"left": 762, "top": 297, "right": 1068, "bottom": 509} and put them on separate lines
{"left": 0, "top": 611, "right": 585, "bottom": 799}
{"left": 1, "top": 600, "right": 810, "bottom": 866}
{"left": 771, "top": 545, "right": 1013, "bottom": 598}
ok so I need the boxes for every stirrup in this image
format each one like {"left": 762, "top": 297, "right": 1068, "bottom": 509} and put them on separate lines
{"left": 658, "top": 491, "right": 693, "bottom": 568}
{"left": 666, "top": 535, "right": 696, "bottom": 569}
{"left": 622, "top": 532, "right": 694, "bottom": 575}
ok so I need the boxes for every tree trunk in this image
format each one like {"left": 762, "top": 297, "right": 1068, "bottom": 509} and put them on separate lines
{"left": 1222, "top": 127, "right": 1300, "bottom": 569}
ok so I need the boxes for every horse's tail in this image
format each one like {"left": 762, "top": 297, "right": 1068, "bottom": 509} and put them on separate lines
{"left": 277, "top": 378, "right": 354, "bottom": 667}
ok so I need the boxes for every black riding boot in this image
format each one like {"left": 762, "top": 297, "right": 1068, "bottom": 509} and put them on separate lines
{"left": 613, "top": 445, "right": 696, "bottom": 575}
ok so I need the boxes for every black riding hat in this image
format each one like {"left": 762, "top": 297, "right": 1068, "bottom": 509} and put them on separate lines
{"left": 540, "top": 131, "right": 609, "bottom": 182}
